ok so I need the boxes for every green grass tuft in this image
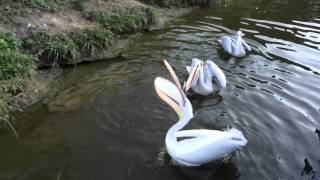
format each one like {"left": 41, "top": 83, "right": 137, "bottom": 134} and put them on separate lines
{"left": 0, "top": 50, "right": 35, "bottom": 80}
{"left": 159, "top": 0, "right": 180, "bottom": 8}
{"left": 140, "top": 0, "right": 184, "bottom": 7}
{"left": 70, "top": 27, "right": 113, "bottom": 56}
{"left": 0, "top": 32, "right": 21, "bottom": 50}
{"left": 0, "top": 31, "right": 36, "bottom": 134}
{"left": 29, "top": 0, "right": 58, "bottom": 11}
{"left": 0, "top": 0, "right": 89, "bottom": 16}
{"left": 23, "top": 27, "right": 114, "bottom": 65}
{"left": 69, "top": 0, "right": 88, "bottom": 11}
{"left": 140, "top": 0, "right": 215, "bottom": 8}
{"left": 0, "top": 75, "right": 32, "bottom": 137}
{"left": 87, "top": 7, "right": 159, "bottom": 34}
{"left": 23, "top": 30, "right": 78, "bottom": 65}
{"left": 0, "top": 32, "right": 35, "bottom": 80}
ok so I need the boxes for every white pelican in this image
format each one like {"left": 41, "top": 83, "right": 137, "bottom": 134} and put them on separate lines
{"left": 219, "top": 31, "right": 251, "bottom": 57}
{"left": 154, "top": 60, "right": 247, "bottom": 166}
{"left": 185, "top": 58, "right": 227, "bottom": 96}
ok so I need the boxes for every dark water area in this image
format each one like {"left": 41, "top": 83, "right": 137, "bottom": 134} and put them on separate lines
{"left": 1, "top": 0, "right": 320, "bottom": 179}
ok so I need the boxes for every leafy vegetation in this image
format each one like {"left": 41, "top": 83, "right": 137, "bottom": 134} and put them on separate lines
{"left": 23, "top": 27, "right": 113, "bottom": 65}
{"left": 0, "top": 27, "right": 113, "bottom": 134}
{"left": 0, "top": 32, "right": 21, "bottom": 50}
{"left": 0, "top": 0, "right": 56, "bottom": 16}
{"left": 28, "top": 0, "right": 58, "bottom": 11}
{"left": 140, "top": 0, "right": 215, "bottom": 8}
{"left": 0, "top": 1, "right": 162, "bottom": 134}
{"left": 87, "top": 7, "right": 159, "bottom": 34}
{"left": 21, "top": 6, "right": 158, "bottom": 66}
{"left": 69, "top": 0, "right": 87, "bottom": 11}
{"left": 70, "top": 28, "right": 113, "bottom": 56}
{"left": 23, "top": 30, "right": 78, "bottom": 66}
{"left": 157, "top": 0, "right": 182, "bottom": 8}
{"left": 0, "top": 0, "right": 88, "bottom": 16}
{"left": 0, "top": 32, "right": 35, "bottom": 80}
{"left": 0, "top": 32, "right": 35, "bottom": 134}
{"left": 0, "top": 50, "right": 35, "bottom": 80}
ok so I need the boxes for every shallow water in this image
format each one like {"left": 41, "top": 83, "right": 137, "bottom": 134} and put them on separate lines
{"left": 2, "top": 0, "right": 320, "bottom": 179}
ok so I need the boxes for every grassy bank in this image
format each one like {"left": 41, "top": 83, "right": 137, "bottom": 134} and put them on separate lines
{"left": 0, "top": 1, "right": 160, "bottom": 132}
{"left": 0, "top": 0, "right": 83, "bottom": 15}
{"left": 0, "top": 32, "right": 35, "bottom": 135}
{"left": 23, "top": 27, "right": 113, "bottom": 66}
{"left": 0, "top": 0, "right": 213, "bottom": 133}
{"left": 87, "top": 7, "right": 159, "bottom": 34}
{"left": 23, "top": 6, "right": 159, "bottom": 66}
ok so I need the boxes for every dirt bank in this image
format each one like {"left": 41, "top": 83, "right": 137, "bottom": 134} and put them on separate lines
{"left": 0, "top": 0, "right": 208, "bottom": 134}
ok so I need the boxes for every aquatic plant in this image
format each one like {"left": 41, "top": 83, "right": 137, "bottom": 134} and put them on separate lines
{"left": 87, "top": 7, "right": 159, "bottom": 34}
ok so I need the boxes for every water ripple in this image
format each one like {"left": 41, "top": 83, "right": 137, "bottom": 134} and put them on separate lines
{"left": 3, "top": 2, "right": 320, "bottom": 180}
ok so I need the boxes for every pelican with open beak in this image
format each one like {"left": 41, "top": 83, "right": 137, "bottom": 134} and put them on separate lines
{"left": 185, "top": 58, "right": 227, "bottom": 96}
{"left": 154, "top": 60, "right": 247, "bottom": 166}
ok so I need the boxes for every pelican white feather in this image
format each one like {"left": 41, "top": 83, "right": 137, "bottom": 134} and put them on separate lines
{"left": 154, "top": 60, "right": 247, "bottom": 166}
{"left": 185, "top": 58, "right": 227, "bottom": 96}
{"left": 220, "top": 31, "right": 251, "bottom": 57}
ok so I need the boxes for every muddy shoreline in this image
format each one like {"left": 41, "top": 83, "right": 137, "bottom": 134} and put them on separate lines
{"left": 0, "top": 0, "right": 206, "bottom": 133}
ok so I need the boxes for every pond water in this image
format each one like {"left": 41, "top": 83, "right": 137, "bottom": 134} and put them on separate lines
{"left": 1, "top": 0, "right": 320, "bottom": 179}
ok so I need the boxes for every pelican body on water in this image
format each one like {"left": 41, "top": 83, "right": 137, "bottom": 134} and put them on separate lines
{"left": 220, "top": 31, "right": 251, "bottom": 57}
{"left": 185, "top": 58, "right": 227, "bottom": 96}
{"left": 154, "top": 60, "right": 247, "bottom": 166}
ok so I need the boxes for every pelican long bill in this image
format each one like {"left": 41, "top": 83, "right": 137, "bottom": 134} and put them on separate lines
{"left": 185, "top": 63, "right": 201, "bottom": 92}
{"left": 163, "top": 59, "right": 186, "bottom": 106}
{"left": 154, "top": 77, "right": 184, "bottom": 120}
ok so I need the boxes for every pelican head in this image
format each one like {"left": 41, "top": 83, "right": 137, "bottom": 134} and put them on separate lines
{"left": 155, "top": 77, "right": 185, "bottom": 119}
{"left": 236, "top": 31, "right": 244, "bottom": 37}
{"left": 155, "top": 60, "right": 193, "bottom": 120}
